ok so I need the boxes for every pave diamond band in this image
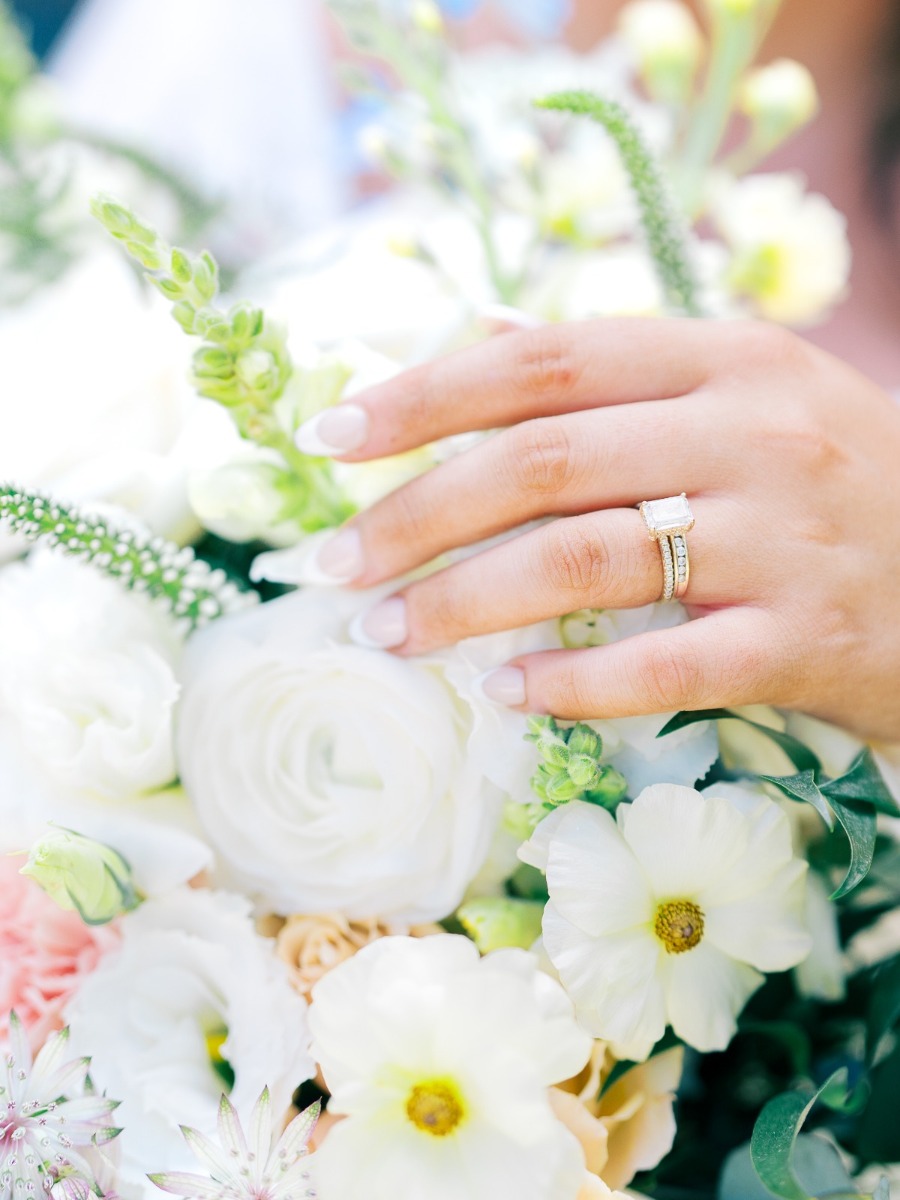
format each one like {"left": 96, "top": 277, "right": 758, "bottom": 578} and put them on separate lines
{"left": 639, "top": 494, "right": 695, "bottom": 603}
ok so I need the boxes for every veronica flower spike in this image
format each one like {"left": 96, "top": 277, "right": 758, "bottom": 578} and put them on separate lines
{"left": 149, "top": 1089, "right": 320, "bottom": 1200}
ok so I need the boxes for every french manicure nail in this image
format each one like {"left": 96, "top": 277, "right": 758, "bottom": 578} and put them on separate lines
{"left": 349, "top": 597, "right": 408, "bottom": 649}
{"left": 312, "top": 528, "right": 365, "bottom": 583}
{"left": 295, "top": 404, "right": 369, "bottom": 456}
{"left": 473, "top": 667, "right": 527, "bottom": 708}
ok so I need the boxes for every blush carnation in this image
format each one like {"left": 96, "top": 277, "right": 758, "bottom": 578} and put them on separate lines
{"left": 0, "top": 856, "right": 119, "bottom": 1052}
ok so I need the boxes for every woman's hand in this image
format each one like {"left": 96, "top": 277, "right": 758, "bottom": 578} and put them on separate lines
{"left": 295, "top": 318, "right": 900, "bottom": 742}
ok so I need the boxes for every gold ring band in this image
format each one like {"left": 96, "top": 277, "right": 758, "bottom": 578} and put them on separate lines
{"left": 638, "top": 494, "right": 695, "bottom": 603}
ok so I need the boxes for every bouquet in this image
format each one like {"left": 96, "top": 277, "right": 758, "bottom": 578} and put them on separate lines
{"left": 2, "top": 2, "right": 898, "bottom": 1199}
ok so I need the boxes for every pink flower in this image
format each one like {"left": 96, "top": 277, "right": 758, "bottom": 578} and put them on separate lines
{"left": 0, "top": 855, "right": 119, "bottom": 1051}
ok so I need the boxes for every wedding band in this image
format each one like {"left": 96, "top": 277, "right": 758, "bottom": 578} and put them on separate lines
{"left": 638, "top": 494, "right": 695, "bottom": 603}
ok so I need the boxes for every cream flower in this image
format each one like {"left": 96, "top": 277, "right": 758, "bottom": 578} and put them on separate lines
{"left": 711, "top": 173, "right": 850, "bottom": 325}
{"left": 65, "top": 888, "right": 313, "bottom": 1192}
{"left": 618, "top": 0, "right": 703, "bottom": 104}
{"left": 0, "top": 551, "right": 180, "bottom": 802}
{"left": 521, "top": 784, "right": 811, "bottom": 1060}
{"left": 309, "top": 935, "right": 592, "bottom": 1200}
{"left": 550, "top": 1041, "right": 683, "bottom": 1191}
{"left": 177, "top": 587, "right": 501, "bottom": 921}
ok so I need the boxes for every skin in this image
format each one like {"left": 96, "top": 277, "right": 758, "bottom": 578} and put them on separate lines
{"left": 309, "top": 0, "right": 900, "bottom": 743}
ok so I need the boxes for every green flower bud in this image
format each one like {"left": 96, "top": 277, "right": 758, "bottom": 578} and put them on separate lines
{"left": 585, "top": 766, "right": 630, "bottom": 806}
{"left": 192, "top": 254, "right": 218, "bottom": 302}
{"left": 90, "top": 195, "right": 133, "bottom": 237}
{"left": 567, "top": 723, "right": 603, "bottom": 759}
{"left": 236, "top": 349, "right": 278, "bottom": 395}
{"left": 153, "top": 276, "right": 185, "bottom": 302}
{"left": 126, "top": 241, "right": 164, "bottom": 270}
{"left": 230, "top": 303, "right": 264, "bottom": 344}
{"left": 193, "top": 345, "right": 236, "bottom": 381}
{"left": 545, "top": 773, "right": 582, "bottom": 805}
{"left": 20, "top": 827, "right": 140, "bottom": 924}
{"left": 170, "top": 247, "right": 193, "bottom": 284}
{"left": 172, "top": 301, "right": 198, "bottom": 333}
{"left": 457, "top": 897, "right": 544, "bottom": 953}
{"left": 567, "top": 754, "right": 601, "bottom": 790}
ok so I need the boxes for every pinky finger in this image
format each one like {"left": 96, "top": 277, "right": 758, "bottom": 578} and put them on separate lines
{"left": 496, "top": 608, "right": 792, "bottom": 721}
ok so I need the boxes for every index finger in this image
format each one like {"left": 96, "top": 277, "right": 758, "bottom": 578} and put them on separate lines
{"left": 295, "top": 316, "right": 737, "bottom": 461}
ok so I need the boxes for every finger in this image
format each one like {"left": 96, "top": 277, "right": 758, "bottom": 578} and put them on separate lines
{"left": 342, "top": 398, "right": 729, "bottom": 588}
{"left": 351, "top": 503, "right": 740, "bottom": 655}
{"left": 296, "top": 317, "right": 735, "bottom": 461}
{"left": 500, "top": 608, "right": 793, "bottom": 720}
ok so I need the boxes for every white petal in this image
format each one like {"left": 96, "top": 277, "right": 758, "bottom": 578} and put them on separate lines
{"left": 542, "top": 903, "right": 664, "bottom": 1060}
{"left": 536, "top": 802, "right": 652, "bottom": 936}
{"left": 704, "top": 859, "right": 811, "bottom": 971}
{"left": 620, "top": 785, "right": 748, "bottom": 900}
{"left": 661, "top": 942, "right": 763, "bottom": 1052}
{"left": 697, "top": 787, "right": 795, "bottom": 905}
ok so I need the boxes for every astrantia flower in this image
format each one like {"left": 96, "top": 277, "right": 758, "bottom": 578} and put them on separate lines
{"left": 150, "top": 1089, "right": 318, "bottom": 1200}
{"left": 309, "top": 935, "right": 592, "bottom": 1200}
{"left": 0, "top": 1015, "right": 120, "bottom": 1196}
{"left": 521, "top": 784, "right": 811, "bottom": 1061}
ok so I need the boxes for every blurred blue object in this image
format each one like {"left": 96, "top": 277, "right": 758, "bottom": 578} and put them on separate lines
{"left": 8, "top": 0, "right": 80, "bottom": 57}
{"left": 438, "top": 0, "right": 571, "bottom": 39}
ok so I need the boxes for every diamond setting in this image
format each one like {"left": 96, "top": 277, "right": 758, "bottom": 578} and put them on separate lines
{"left": 640, "top": 494, "right": 695, "bottom": 539}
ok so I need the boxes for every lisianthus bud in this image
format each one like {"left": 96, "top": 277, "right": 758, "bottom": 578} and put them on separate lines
{"left": 457, "top": 897, "right": 545, "bottom": 953}
{"left": 739, "top": 59, "right": 818, "bottom": 148}
{"left": 21, "top": 827, "right": 139, "bottom": 925}
{"left": 618, "top": 0, "right": 703, "bottom": 104}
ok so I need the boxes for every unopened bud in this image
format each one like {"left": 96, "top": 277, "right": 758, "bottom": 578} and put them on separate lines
{"left": 567, "top": 723, "right": 603, "bottom": 759}
{"left": 21, "top": 827, "right": 139, "bottom": 925}
{"left": 170, "top": 247, "right": 193, "bottom": 284}
{"left": 457, "top": 897, "right": 544, "bottom": 953}
{"left": 739, "top": 59, "right": 818, "bottom": 148}
{"left": 618, "top": 0, "right": 703, "bottom": 104}
{"left": 567, "top": 754, "right": 601, "bottom": 790}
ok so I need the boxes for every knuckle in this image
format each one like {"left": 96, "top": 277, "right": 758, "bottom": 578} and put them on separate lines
{"left": 636, "top": 645, "right": 706, "bottom": 711}
{"left": 733, "top": 319, "right": 805, "bottom": 369}
{"left": 543, "top": 525, "right": 608, "bottom": 596}
{"left": 507, "top": 419, "right": 577, "bottom": 496}
{"left": 513, "top": 327, "right": 583, "bottom": 400}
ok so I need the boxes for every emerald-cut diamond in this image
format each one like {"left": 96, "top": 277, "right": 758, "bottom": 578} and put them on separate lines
{"left": 640, "top": 494, "right": 695, "bottom": 538}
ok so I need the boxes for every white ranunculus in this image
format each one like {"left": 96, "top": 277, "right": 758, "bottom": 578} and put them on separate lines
{"left": 711, "top": 172, "right": 850, "bottom": 326}
{"left": 65, "top": 887, "right": 313, "bottom": 1196}
{"left": 447, "top": 603, "right": 719, "bottom": 803}
{"left": 309, "top": 934, "right": 592, "bottom": 1200}
{"left": 0, "top": 253, "right": 200, "bottom": 561}
{"left": 0, "top": 551, "right": 180, "bottom": 801}
{"left": 177, "top": 587, "right": 501, "bottom": 920}
{"left": 521, "top": 783, "right": 811, "bottom": 1061}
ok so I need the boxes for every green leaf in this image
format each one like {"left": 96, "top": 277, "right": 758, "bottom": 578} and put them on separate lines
{"left": 828, "top": 797, "right": 877, "bottom": 900}
{"left": 865, "top": 954, "right": 900, "bottom": 1066}
{"left": 750, "top": 1070, "right": 863, "bottom": 1200}
{"left": 761, "top": 770, "right": 834, "bottom": 831}
{"left": 536, "top": 90, "right": 703, "bottom": 316}
{"left": 720, "top": 1136, "right": 857, "bottom": 1200}
{"left": 658, "top": 709, "right": 822, "bottom": 775}
{"left": 822, "top": 749, "right": 899, "bottom": 817}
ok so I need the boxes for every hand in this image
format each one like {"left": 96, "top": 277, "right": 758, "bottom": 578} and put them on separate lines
{"left": 296, "top": 319, "right": 900, "bottom": 742}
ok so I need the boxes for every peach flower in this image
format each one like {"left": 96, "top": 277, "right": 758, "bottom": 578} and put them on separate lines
{"left": 0, "top": 855, "right": 119, "bottom": 1050}
{"left": 550, "top": 1040, "right": 683, "bottom": 1192}
{"left": 270, "top": 912, "right": 441, "bottom": 998}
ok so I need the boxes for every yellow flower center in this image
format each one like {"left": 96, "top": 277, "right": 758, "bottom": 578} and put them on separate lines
{"left": 405, "top": 1079, "right": 466, "bottom": 1137}
{"left": 654, "top": 899, "right": 705, "bottom": 954}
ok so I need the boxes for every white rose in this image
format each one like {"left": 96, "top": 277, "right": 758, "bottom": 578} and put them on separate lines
{"left": 447, "top": 603, "right": 719, "bottom": 802}
{"left": 65, "top": 887, "right": 313, "bottom": 1196}
{"left": 0, "top": 253, "right": 200, "bottom": 561}
{"left": 177, "top": 587, "right": 501, "bottom": 920}
{"left": 0, "top": 551, "right": 180, "bottom": 801}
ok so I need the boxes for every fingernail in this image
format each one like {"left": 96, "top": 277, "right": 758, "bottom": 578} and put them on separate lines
{"left": 349, "top": 597, "right": 408, "bottom": 649}
{"left": 295, "top": 404, "right": 369, "bottom": 456}
{"left": 473, "top": 667, "right": 527, "bottom": 707}
{"left": 312, "top": 527, "right": 364, "bottom": 583}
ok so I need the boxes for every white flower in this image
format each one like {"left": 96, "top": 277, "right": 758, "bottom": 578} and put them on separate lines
{"left": 0, "top": 253, "right": 199, "bottom": 561}
{"left": 65, "top": 888, "right": 313, "bottom": 1193}
{"left": 618, "top": 0, "right": 703, "bottom": 103}
{"left": 448, "top": 603, "right": 719, "bottom": 803}
{"left": 739, "top": 60, "right": 818, "bottom": 141}
{"left": 711, "top": 172, "right": 850, "bottom": 325}
{"left": 521, "top": 783, "right": 811, "bottom": 1060}
{"left": 0, "top": 1017, "right": 120, "bottom": 1197}
{"left": 177, "top": 588, "right": 500, "bottom": 921}
{"left": 0, "top": 551, "right": 180, "bottom": 802}
{"left": 150, "top": 1090, "right": 318, "bottom": 1200}
{"left": 309, "top": 935, "right": 592, "bottom": 1200}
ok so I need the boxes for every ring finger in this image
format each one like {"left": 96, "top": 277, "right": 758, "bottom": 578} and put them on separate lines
{"left": 350, "top": 500, "right": 745, "bottom": 654}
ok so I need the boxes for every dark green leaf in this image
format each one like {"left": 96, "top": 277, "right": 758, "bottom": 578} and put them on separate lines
{"left": 720, "top": 1136, "right": 857, "bottom": 1200}
{"left": 829, "top": 797, "right": 878, "bottom": 900}
{"left": 750, "top": 1070, "right": 857, "bottom": 1200}
{"left": 865, "top": 955, "right": 900, "bottom": 1066}
{"left": 822, "top": 749, "right": 899, "bottom": 817}
{"left": 658, "top": 709, "right": 822, "bottom": 775}
{"left": 761, "top": 771, "right": 834, "bottom": 830}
